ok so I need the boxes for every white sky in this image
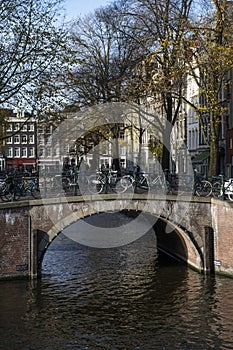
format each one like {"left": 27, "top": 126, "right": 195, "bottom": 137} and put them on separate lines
{"left": 64, "top": 0, "right": 111, "bottom": 19}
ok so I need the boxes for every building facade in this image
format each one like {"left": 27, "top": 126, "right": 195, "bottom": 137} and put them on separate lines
{"left": 3, "top": 109, "right": 37, "bottom": 173}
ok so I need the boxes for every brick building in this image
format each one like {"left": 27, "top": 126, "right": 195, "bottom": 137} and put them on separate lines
{"left": 3, "top": 109, "right": 37, "bottom": 173}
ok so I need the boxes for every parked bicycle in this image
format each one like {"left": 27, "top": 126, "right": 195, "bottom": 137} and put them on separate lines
{"left": 87, "top": 169, "right": 128, "bottom": 194}
{"left": 0, "top": 176, "right": 40, "bottom": 201}
{"left": 193, "top": 171, "right": 212, "bottom": 197}
{"left": 119, "top": 171, "right": 167, "bottom": 194}
{"left": 160, "top": 170, "right": 212, "bottom": 197}
{"left": 212, "top": 175, "right": 233, "bottom": 201}
{"left": 166, "top": 173, "right": 193, "bottom": 196}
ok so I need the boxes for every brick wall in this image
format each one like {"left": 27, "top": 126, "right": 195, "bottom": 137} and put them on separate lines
{"left": 0, "top": 205, "right": 29, "bottom": 278}
{"left": 211, "top": 199, "right": 233, "bottom": 276}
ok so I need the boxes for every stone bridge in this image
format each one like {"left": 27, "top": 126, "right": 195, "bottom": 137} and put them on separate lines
{"left": 0, "top": 193, "right": 233, "bottom": 279}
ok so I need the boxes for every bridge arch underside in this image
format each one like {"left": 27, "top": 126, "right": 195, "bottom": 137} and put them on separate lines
{"left": 37, "top": 209, "right": 204, "bottom": 275}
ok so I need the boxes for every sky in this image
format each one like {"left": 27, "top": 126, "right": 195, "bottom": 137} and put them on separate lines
{"left": 64, "top": 0, "right": 111, "bottom": 19}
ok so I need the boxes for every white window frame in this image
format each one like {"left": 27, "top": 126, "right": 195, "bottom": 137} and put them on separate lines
{"left": 14, "top": 147, "right": 20, "bottom": 157}
{"left": 28, "top": 147, "right": 35, "bottom": 157}
{"left": 21, "top": 147, "right": 27, "bottom": 158}
{"left": 6, "top": 123, "right": 12, "bottom": 132}
{"left": 8, "top": 148, "right": 13, "bottom": 157}
{"left": 14, "top": 135, "right": 20, "bottom": 144}
{"left": 120, "top": 146, "right": 125, "bottom": 156}
{"left": 6, "top": 137, "right": 13, "bottom": 144}
{"left": 21, "top": 135, "right": 27, "bottom": 144}
{"left": 28, "top": 134, "right": 34, "bottom": 144}
{"left": 28, "top": 123, "right": 34, "bottom": 132}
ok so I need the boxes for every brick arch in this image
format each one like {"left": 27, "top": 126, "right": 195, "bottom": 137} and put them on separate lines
{"left": 37, "top": 206, "right": 204, "bottom": 274}
{"left": 153, "top": 217, "right": 204, "bottom": 272}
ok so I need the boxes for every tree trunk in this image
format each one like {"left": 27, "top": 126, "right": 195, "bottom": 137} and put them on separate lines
{"left": 208, "top": 138, "right": 219, "bottom": 177}
{"left": 161, "top": 119, "right": 172, "bottom": 172}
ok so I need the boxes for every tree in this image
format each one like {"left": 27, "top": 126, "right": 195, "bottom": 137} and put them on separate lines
{"left": 184, "top": 0, "right": 233, "bottom": 176}
{"left": 0, "top": 0, "right": 68, "bottom": 113}
{"left": 66, "top": 4, "right": 145, "bottom": 108}
{"left": 118, "top": 0, "right": 194, "bottom": 171}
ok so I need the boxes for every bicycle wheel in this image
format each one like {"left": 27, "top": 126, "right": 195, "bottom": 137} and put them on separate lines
{"left": 120, "top": 175, "right": 134, "bottom": 192}
{"left": 227, "top": 193, "right": 233, "bottom": 201}
{"left": 195, "top": 179, "right": 212, "bottom": 197}
{"left": 212, "top": 181, "right": 222, "bottom": 198}
{"left": 30, "top": 184, "right": 41, "bottom": 199}
{"left": 87, "top": 175, "right": 104, "bottom": 194}
{"left": 0, "top": 188, "right": 13, "bottom": 201}
{"left": 113, "top": 179, "right": 127, "bottom": 194}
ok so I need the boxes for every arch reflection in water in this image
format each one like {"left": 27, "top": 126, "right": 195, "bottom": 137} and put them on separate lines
{"left": 62, "top": 211, "right": 155, "bottom": 248}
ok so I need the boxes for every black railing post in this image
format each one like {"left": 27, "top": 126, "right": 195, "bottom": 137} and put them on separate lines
{"left": 221, "top": 175, "right": 225, "bottom": 200}
{"left": 73, "top": 170, "right": 78, "bottom": 196}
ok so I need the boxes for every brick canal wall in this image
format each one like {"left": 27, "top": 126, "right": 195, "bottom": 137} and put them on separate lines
{"left": 0, "top": 202, "right": 30, "bottom": 278}
{"left": 211, "top": 199, "right": 233, "bottom": 276}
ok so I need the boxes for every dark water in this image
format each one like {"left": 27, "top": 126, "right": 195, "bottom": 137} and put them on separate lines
{"left": 1, "top": 214, "right": 233, "bottom": 350}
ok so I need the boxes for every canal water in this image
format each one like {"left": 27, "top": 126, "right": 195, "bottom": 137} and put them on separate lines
{"left": 1, "top": 213, "right": 233, "bottom": 350}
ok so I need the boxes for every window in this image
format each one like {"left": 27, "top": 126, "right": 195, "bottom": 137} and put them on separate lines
{"left": 14, "top": 135, "right": 20, "bottom": 144}
{"left": 38, "top": 135, "right": 44, "bottom": 145}
{"left": 28, "top": 147, "right": 35, "bottom": 157}
{"left": 6, "top": 137, "right": 12, "bottom": 144}
{"left": 37, "top": 126, "right": 43, "bottom": 133}
{"left": 22, "top": 124, "right": 27, "bottom": 131}
{"left": 53, "top": 147, "right": 59, "bottom": 157}
{"left": 7, "top": 148, "right": 13, "bottom": 157}
{"left": 21, "top": 135, "right": 27, "bottom": 144}
{"left": 45, "top": 125, "right": 52, "bottom": 133}
{"left": 45, "top": 148, "right": 51, "bottom": 157}
{"left": 22, "top": 147, "right": 27, "bottom": 157}
{"left": 14, "top": 147, "right": 20, "bottom": 157}
{"left": 120, "top": 146, "right": 125, "bottom": 156}
{"left": 230, "top": 138, "right": 232, "bottom": 150}
{"left": 45, "top": 136, "right": 51, "bottom": 145}
{"left": 6, "top": 123, "right": 12, "bottom": 131}
{"left": 28, "top": 135, "right": 34, "bottom": 144}
{"left": 28, "top": 123, "right": 34, "bottom": 132}
{"left": 14, "top": 123, "right": 20, "bottom": 131}
{"left": 119, "top": 131, "right": 125, "bottom": 140}
{"left": 38, "top": 148, "right": 44, "bottom": 157}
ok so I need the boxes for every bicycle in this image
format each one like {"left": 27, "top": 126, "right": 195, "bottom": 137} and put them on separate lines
{"left": 119, "top": 171, "right": 167, "bottom": 194}
{"left": 166, "top": 173, "right": 193, "bottom": 196}
{"left": 27, "top": 177, "right": 40, "bottom": 199}
{"left": 193, "top": 174, "right": 212, "bottom": 197}
{"left": 212, "top": 175, "right": 233, "bottom": 201}
{"left": 0, "top": 176, "right": 40, "bottom": 201}
{"left": 0, "top": 176, "right": 24, "bottom": 201}
{"left": 87, "top": 169, "right": 128, "bottom": 194}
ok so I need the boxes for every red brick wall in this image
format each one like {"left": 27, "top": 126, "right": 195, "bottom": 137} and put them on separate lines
{"left": 0, "top": 206, "right": 29, "bottom": 278}
{"left": 211, "top": 199, "right": 233, "bottom": 275}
